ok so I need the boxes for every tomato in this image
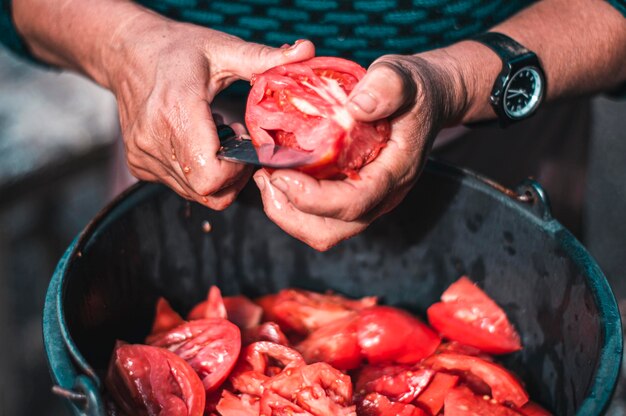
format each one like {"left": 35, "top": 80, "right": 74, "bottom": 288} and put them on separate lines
{"left": 150, "top": 297, "right": 184, "bottom": 336}
{"left": 427, "top": 276, "right": 522, "bottom": 354}
{"left": 518, "top": 401, "right": 553, "bottom": 416}
{"left": 245, "top": 57, "right": 391, "bottom": 179}
{"left": 259, "top": 391, "right": 314, "bottom": 416}
{"left": 216, "top": 391, "right": 261, "bottom": 416}
{"left": 296, "top": 315, "right": 362, "bottom": 370}
{"left": 263, "top": 362, "right": 356, "bottom": 416}
{"left": 358, "top": 393, "right": 427, "bottom": 416}
{"left": 223, "top": 295, "right": 263, "bottom": 329}
{"left": 424, "top": 353, "right": 529, "bottom": 408}
{"left": 414, "top": 372, "right": 459, "bottom": 415}
{"left": 357, "top": 306, "right": 440, "bottom": 364}
{"left": 443, "top": 386, "right": 523, "bottom": 416}
{"left": 106, "top": 343, "right": 205, "bottom": 416}
{"left": 146, "top": 318, "right": 241, "bottom": 393}
{"left": 187, "top": 286, "right": 227, "bottom": 320}
{"left": 356, "top": 365, "right": 435, "bottom": 404}
{"left": 268, "top": 288, "right": 376, "bottom": 335}
{"left": 242, "top": 322, "right": 290, "bottom": 346}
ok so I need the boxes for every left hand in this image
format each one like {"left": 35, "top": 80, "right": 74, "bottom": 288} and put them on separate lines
{"left": 253, "top": 54, "right": 466, "bottom": 251}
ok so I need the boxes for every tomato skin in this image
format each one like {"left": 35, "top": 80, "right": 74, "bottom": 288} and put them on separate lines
{"left": 150, "top": 297, "right": 185, "bottom": 336}
{"left": 146, "top": 318, "right": 241, "bottom": 393}
{"left": 414, "top": 372, "right": 459, "bottom": 415}
{"left": 357, "top": 306, "right": 440, "bottom": 364}
{"left": 187, "top": 286, "right": 227, "bottom": 321}
{"left": 357, "top": 366, "right": 435, "bottom": 404}
{"left": 427, "top": 276, "right": 522, "bottom": 354}
{"left": 246, "top": 57, "right": 390, "bottom": 179}
{"left": 424, "top": 353, "right": 529, "bottom": 408}
{"left": 296, "top": 315, "right": 362, "bottom": 370}
{"left": 443, "top": 386, "right": 523, "bottom": 416}
{"left": 106, "top": 343, "right": 205, "bottom": 416}
{"left": 358, "top": 393, "right": 427, "bottom": 416}
{"left": 242, "top": 321, "right": 290, "bottom": 346}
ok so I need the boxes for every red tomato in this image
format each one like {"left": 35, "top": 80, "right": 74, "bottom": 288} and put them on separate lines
{"left": 260, "top": 391, "right": 314, "bottom": 416}
{"left": 443, "top": 386, "right": 523, "bottom": 416}
{"left": 357, "top": 366, "right": 435, "bottom": 404}
{"left": 414, "top": 372, "right": 459, "bottom": 415}
{"left": 358, "top": 393, "right": 427, "bottom": 416}
{"left": 357, "top": 306, "right": 441, "bottom": 364}
{"left": 224, "top": 295, "right": 263, "bottom": 329}
{"left": 263, "top": 362, "right": 356, "bottom": 416}
{"left": 242, "top": 322, "right": 290, "bottom": 346}
{"left": 187, "top": 286, "right": 227, "bottom": 320}
{"left": 296, "top": 315, "right": 362, "bottom": 370}
{"left": 216, "top": 391, "right": 261, "bottom": 416}
{"left": 106, "top": 343, "right": 205, "bottom": 416}
{"left": 269, "top": 288, "right": 376, "bottom": 335}
{"left": 424, "top": 353, "right": 529, "bottom": 408}
{"left": 245, "top": 57, "right": 391, "bottom": 179}
{"left": 427, "top": 276, "right": 522, "bottom": 354}
{"left": 150, "top": 297, "right": 184, "bottom": 336}
{"left": 518, "top": 401, "right": 553, "bottom": 416}
{"left": 146, "top": 318, "right": 241, "bottom": 393}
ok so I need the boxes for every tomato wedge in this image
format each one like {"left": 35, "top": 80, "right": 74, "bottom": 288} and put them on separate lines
{"left": 427, "top": 276, "right": 522, "bottom": 354}
{"left": 147, "top": 318, "right": 241, "bottom": 393}
{"left": 246, "top": 57, "right": 391, "bottom": 179}
{"left": 444, "top": 386, "right": 523, "bottom": 416}
{"left": 357, "top": 365, "right": 435, "bottom": 404}
{"left": 106, "top": 343, "right": 205, "bottom": 416}
{"left": 424, "top": 353, "right": 529, "bottom": 408}
{"left": 357, "top": 306, "right": 441, "bottom": 364}
{"left": 358, "top": 392, "right": 427, "bottom": 416}
{"left": 414, "top": 372, "right": 459, "bottom": 415}
{"left": 187, "top": 286, "right": 227, "bottom": 320}
{"left": 150, "top": 297, "right": 184, "bottom": 336}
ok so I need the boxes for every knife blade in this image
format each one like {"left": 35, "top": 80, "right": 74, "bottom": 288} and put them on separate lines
{"left": 216, "top": 125, "right": 314, "bottom": 169}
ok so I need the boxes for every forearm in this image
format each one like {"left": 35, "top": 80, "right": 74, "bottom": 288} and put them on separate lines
{"left": 12, "top": 0, "right": 168, "bottom": 88}
{"left": 421, "top": 0, "right": 626, "bottom": 123}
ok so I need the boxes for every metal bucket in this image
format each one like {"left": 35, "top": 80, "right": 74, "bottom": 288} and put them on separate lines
{"left": 43, "top": 159, "right": 622, "bottom": 415}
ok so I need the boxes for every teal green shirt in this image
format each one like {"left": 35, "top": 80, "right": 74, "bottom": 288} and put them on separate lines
{"left": 1, "top": 0, "right": 624, "bottom": 68}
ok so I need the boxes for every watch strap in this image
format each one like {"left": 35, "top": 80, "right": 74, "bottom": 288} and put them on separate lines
{"left": 471, "top": 32, "right": 532, "bottom": 62}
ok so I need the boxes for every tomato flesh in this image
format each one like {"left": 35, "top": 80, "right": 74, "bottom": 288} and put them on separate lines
{"left": 246, "top": 57, "right": 391, "bottom": 179}
{"left": 358, "top": 392, "right": 427, "bottom": 416}
{"left": 444, "top": 386, "right": 523, "bottom": 416}
{"left": 427, "top": 276, "right": 522, "bottom": 354}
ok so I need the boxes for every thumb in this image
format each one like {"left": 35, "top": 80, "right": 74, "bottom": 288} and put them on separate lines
{"left": 234, "top": 39, "right": 316, "bottom": 80}
{"left": 347, "top": 60, "right": 418, "bottom": 122}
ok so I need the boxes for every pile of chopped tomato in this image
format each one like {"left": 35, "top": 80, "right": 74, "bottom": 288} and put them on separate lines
{"left": 245, "top": 57, "right": 391, "bottom": 179}
{"left": 106, "top": 277, "right": 551, "bottom": 415}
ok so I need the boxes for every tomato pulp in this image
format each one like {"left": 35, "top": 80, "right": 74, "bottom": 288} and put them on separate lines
{"left": 245, "top": 57, "right": 391, "bottom": 179}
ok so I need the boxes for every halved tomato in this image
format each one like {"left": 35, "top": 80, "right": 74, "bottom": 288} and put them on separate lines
{"left": 106, "top": 343, "right": 205, "bottom": 416}
{"left": 245, "top": 57, "right": 391, "bottom": 179}
{"left": 424, "top": 353, "right": 529, "bottom": 408}
{"left": 146, "top": 318, "right": 241, "bottom": 393}
{"left": 427, "top": 276, "right": 522, "bottom": 354}
{"left": 357, "top": 306, "right": 440, "bottom": 364}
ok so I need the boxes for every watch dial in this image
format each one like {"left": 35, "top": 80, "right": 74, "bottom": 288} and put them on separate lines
{"left": 503, "top": 67, "right": 543, "bottom": 119}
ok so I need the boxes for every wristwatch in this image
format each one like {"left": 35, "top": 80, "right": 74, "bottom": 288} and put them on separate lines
{"left": 472, "top": 32, "right": 546, "bottom": 126}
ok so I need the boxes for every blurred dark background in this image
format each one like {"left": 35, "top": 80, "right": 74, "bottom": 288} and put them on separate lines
{"left": 1, "top": 43, "right": 626, "bottom": 415}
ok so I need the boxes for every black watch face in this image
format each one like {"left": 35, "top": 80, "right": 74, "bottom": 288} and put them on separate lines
{"left": 503, "top": 66, "right": 544, "bottom": 119}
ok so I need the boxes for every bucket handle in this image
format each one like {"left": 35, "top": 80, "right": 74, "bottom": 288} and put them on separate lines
{"left": 478, "top": 175, "right": 553, "bottom": 221}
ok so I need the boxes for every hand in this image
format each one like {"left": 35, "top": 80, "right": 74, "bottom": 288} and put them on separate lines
{"left": 253, "top": 53, "right": 465, "bottom": 250}
{"left": 107, "top": 17, "right": 315, "bottom": 209}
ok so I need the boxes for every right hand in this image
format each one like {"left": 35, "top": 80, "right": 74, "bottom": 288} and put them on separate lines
{"left": 106, "top": 16, "right": 315, "bottom": 209}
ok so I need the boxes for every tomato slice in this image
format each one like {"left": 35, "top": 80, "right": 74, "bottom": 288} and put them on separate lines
{"left": 358, "top": 393, "right": 427, "bottom": 416}
{"left": 150, "top": 297, "right": 185, "bottom": 336}
{"left": 246, "top": 57, "right": 391, "bottom": 179}
{"left": 357, "top": 306, "right": 441, "bottom": 364}
{"left": 106, "top": 343, "right": 205, "bottom": 416}
{"left": 296, "top": 314, "right": 362, "bottom": 370}
{"left": 414, "top": 372, "right": 459, "bottom": 415}
{"left": 424, "top": 353, "right": 529, "bottom": 408}
{"left": 443, "top": 386, "right": 523, "bottom": 416}
{"left": 146, "top": 318, "right": 241, "bottom": 393}
{"left": 427, "top": 276, "right": 522, "bottom": 354}
{"left": 269, "top": 288, "right": 376, "bottom": 335}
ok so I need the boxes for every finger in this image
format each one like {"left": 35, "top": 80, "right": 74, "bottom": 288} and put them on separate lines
{"left": 172, "top": 99, "right": 249, "bottom": 197}
{"left": 346, "top": 57, "right": 418, "bottom": 122}
{"left": 199, "top": 165, "right": 253, "bottom": 210}
{"left": 253, "top": 170, "right": 366, "bottom": 251}
{"left": 230, "top": 39, "right": 316, "bottom": 80}
{"left": 129, "top": 163, "right": 194, "bottom": 201}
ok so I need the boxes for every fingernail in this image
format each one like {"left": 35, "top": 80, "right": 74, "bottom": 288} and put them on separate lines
{"left": 254, "top": 176, "right": 266, "bottom": 192}
{"left": 271, "top": 177, "right": 288, "bottom": 193}
{"left": 282, "top": 40, "right": 306, "bottom": 56}
{"left": 349, "top": 91, "right": 377, "bottom": 113}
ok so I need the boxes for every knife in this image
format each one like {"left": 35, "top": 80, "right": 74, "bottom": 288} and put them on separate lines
{"left": 216, "top": 124, "right": 315, "bottom": 169}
